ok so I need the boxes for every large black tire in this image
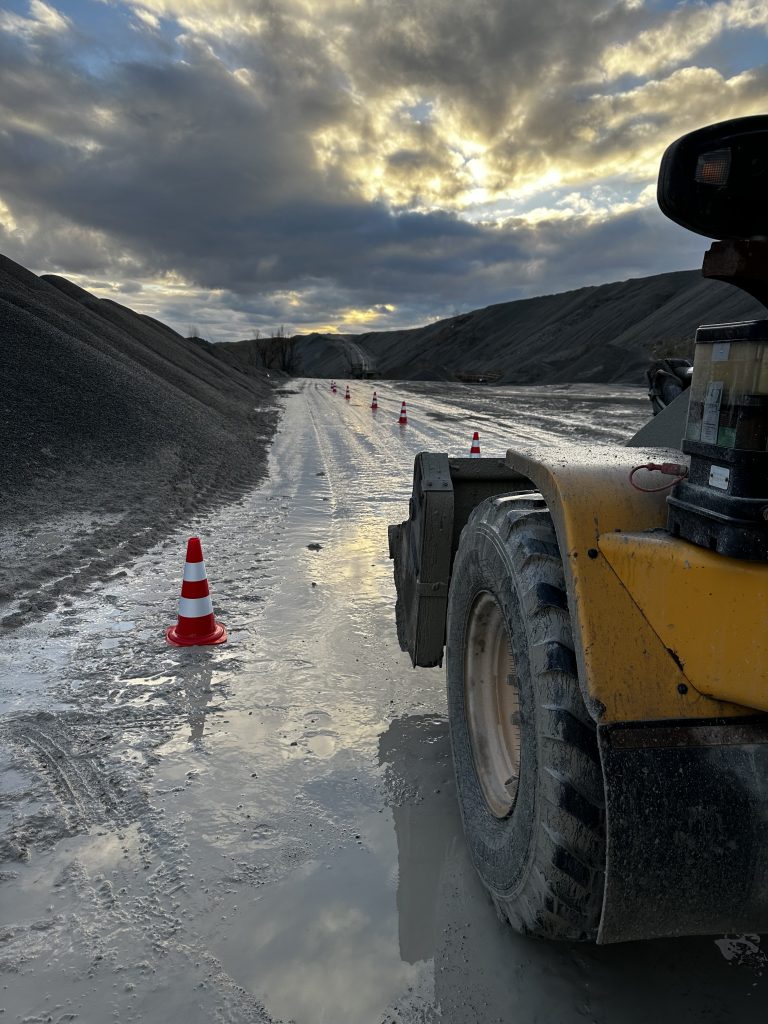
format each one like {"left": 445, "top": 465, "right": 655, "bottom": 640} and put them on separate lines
{"left": 446, "top": 493, "right": 606, "bottom": 941}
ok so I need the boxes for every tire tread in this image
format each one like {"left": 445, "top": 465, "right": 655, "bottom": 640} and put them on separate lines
{"left": 457, "top": 498, "right": 606, "bottom": 941}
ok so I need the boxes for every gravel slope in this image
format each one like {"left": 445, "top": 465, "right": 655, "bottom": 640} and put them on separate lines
{"left": 225, "top": 268, "right": 765, "bottom": 384}
{"left": 0, "top": 254, "right": 278, "bottom": 627}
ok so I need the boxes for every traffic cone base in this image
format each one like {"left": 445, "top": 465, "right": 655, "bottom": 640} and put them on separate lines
{"left": 167, "top": 537, "right": 227, "bottom": 646}
{"left": 166, "top": 619, "right": 227, "bottom": 646}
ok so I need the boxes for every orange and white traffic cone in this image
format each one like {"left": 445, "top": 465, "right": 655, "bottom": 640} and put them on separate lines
{"left": 398, "top": 400, "right": 408, "bottom": 426}
{"left": 345, "top": 385, "right": 351, "bottom": 401}
{"left": 469, "top": 431, "right": 481, "bottom": 458}
{"left": 166, "top": 537, "right": 227, "bottom": 646}
{"left": 330, "top": 379, "right": 335, "bottom": 391}
{"left": 371, "top": 391, "right": 378, "bottom": 411}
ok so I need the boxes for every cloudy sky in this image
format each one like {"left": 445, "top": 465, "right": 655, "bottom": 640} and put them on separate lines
{"left": 1, "top": 0, "right": 767, "bottom": 341}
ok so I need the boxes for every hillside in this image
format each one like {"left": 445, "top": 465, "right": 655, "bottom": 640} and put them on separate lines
{"left": 5, "top": 250, "right": 766, "bottom": 629}
{"left": 0, "top": 253, "right": 277, "bottom": 627}
{"left": 357, "top": 270, "right": 765, "bottom": 385}
{"left": 223, "top": 269, "right": 765, "bottom": 384}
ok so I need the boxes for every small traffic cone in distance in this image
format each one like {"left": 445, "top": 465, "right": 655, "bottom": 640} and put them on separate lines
{"left": 166, "top": 537, "right": 227, "bottom": 646}
{"left": 398, "top": 400, "right": 408, "bottom": 426}
{"left": 470, "top": 430, "right": 481, "bottom": 458}
{"left": 371, "top": 391, "right": 378, "bottom": 411}
{"left": 345, "top": 385, "right": 351, "bottom": 401}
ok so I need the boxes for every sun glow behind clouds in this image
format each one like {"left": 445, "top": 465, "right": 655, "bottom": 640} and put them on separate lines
{"left": 339, "top": 304, "right": 396, "bottom": 327}
{"left": 0, "top": 0, "right": 767, "bottom": 338}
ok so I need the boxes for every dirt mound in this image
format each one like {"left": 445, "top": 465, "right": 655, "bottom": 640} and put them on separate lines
{"left": 0, "top": 253, "right": 277, "bottom": 627}
{"left": 269, "top": 269, "right": 765, "bottom": 384}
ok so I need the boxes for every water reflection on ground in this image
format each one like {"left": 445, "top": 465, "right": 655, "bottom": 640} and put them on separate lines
{"left": 2, "top": 382, "right": 766, "bottom": 1024}
{"left": 380, "top": 713, "right": 768, "bottom": 1023}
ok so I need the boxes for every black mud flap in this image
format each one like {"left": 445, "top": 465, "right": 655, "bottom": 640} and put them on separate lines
{"left": 388, "top": 453, "right": 453, "bottom": 668}
{"left": 598, "top": 717, "right": 768, "bottom": 943}
{"left": 388, "top": 453, "right": 528, "bottom": 668}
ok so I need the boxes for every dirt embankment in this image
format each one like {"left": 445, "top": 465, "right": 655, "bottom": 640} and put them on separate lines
{"left": 229, "top": 269, "right": 764, "bottom": 385}
{"left": 0, "top": 254, "right": 278, "bottom": 628}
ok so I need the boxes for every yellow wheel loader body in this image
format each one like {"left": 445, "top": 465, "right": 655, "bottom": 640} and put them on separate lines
{"left": 600, "top": 530, "right": 768, "bottom": 713}
{"left": 389, "top": 116, "right": 768, "bottom": 943}
{"left": 390, "top": 441, "right": 768, "bottom": 942}
{"left": 503, "top": 441, "right": 764, "bottom": 721}
{"left": 504, "top": 441, "right": 768, "bottom": 943}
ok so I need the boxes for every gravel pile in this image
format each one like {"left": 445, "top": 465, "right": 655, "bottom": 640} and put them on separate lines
{"left": 0, "top": 254, "right": 277, "bottom": 627}
{"left": 249, "top": 268, "right": 765, "bottom": 384}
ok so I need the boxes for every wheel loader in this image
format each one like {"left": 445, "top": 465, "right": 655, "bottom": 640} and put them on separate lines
{"left": 388, "top": 115, "right": 768, "bottom": 944}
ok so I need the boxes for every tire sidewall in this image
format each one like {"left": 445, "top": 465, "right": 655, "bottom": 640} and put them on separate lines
{"left": 446, "top": 518, "right": 539, "bottom": 898}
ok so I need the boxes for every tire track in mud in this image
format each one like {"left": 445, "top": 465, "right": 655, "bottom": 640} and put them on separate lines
{"left": 0, "top": 453, "right": 280, "bottom": 632}
{"left": 311, "top": 379, "right": 549, "bottom": 473}
{"left": 0, "top": 544, "right": 296, "bottom": 1023}
{"left": 0, "top": 702, "right": 285, "bottom": 1022}
{"left": 3, "top": 714, "right": 124, "bottom": 837}
{"left": 390, "top": 380, "right": 649, "bottom": 449}
{"left": 3, "top": 380, "right": 766, "bottom": 1024}
{"left": 0, "top": 401, "right": 349, "bottom": 1019}
{"left": 303, "top": 380, "right": 447, "bottom": 511}
{"left": 0, "top": 705, "right": 192, "bottom": 861}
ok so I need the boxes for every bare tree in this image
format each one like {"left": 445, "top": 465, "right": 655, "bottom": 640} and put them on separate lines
{"left": 254, "top": 326, "right": 300, "bottom": 374}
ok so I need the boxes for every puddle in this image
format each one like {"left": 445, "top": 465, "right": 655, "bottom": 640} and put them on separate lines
{"left": 210, "top": 817, "right": 421, "bottom": 1024}
{"left": 1, "top": 384, "right": 765, "bottom": 1023}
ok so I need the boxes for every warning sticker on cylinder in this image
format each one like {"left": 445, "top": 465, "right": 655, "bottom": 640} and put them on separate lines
{"left": 701, "top": 381, "right": 724, "bottom": 444}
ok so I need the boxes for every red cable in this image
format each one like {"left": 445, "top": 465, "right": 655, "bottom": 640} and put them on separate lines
{"left": 629, "top": 462, "right": 689, "bottom": 493}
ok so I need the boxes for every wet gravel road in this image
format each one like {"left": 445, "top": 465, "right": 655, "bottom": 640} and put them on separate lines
{"left": 1, "top": 380, "right": 766, "bottom": 1023}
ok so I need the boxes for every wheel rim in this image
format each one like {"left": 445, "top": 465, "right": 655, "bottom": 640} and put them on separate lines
{"left": 464, "top": 591, "right": 522, "bottom": 819}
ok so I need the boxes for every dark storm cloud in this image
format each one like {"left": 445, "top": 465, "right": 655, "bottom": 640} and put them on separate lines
{"left": 340, "top": 0, "right": 626, "bottom": 131}
{"left": 333, "top": 0, "right": 768, "bottom": 190}
{"left": 122, "top": 204, "right": 706, "bottom": 342}
{"left": 0, "top": 24, "right": 490, "bottom": 300}
{"left": 0, "top": 0, "right": 765, "bottom": 337}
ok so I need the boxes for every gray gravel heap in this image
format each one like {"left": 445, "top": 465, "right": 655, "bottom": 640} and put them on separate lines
{"left": 227, "top": 269, "right": 765, "bottom": 384}
{"left": 0, "top": 253, "right": 277, "bottom": 626}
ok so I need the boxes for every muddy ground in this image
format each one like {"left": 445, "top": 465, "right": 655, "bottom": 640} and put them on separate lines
{"left": 1, "top": 381, "right": 765, "bottom": 1023}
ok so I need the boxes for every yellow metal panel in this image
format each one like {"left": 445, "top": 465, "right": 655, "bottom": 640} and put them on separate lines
{"left": 600, "top": 531, "right": 768, "bottom": 712}
{"left": 505, "top": 443, "right": 749, "bottom": 723}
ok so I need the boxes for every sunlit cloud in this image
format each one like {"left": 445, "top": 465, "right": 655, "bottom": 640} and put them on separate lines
{"left": 0, "top": 0, "right": 71, "bottom": 38}
{"left": 0, "top": 0, "right": 765, "bottom": 338}
{"left": 599, "top": 0, "right": 768, "bottom": 80}
{"left": 338, "top": 304, "right": 397, "bottom": 327}
{"left": 132, "top": 7, "right": 161, "bottom": 31}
